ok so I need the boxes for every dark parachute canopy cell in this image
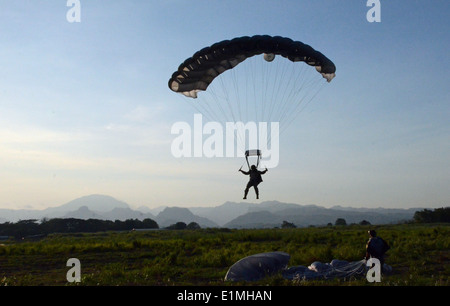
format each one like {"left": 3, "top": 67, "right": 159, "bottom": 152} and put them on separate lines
{"left": 224, "top": 251, "right": 290, "bottom": 282}
{"left": 168, "top": 35, "right": 336, "bottom": 98}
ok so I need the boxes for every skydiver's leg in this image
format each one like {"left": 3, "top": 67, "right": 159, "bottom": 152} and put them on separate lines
{"left": 254, "top": 184, "right": 259, "bottom": 199}
{"left": 244, "top": 182, "right": 252, "bottom": 199}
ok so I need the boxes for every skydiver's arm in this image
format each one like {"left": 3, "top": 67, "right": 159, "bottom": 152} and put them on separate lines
{"left": 239, "top": 169, "right": 250, "bottom": 175}
{"left": 365, "top": 240, "right": 373, "bottom": 260}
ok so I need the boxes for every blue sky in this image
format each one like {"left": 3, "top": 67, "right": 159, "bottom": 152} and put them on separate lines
{"left": 0, "top": 0, "right": 448, "bottom": 209}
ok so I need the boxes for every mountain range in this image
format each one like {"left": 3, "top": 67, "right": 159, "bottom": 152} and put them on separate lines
{"left": 0, "top": 194, "right": 421, "bottom": 228}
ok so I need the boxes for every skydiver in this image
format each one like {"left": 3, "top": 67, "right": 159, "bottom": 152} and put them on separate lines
{"left": 239, "top": 165, "right": 268, "bottom": 200}
{"left": 365, "top": 229, "right": 390, "bottom": 268}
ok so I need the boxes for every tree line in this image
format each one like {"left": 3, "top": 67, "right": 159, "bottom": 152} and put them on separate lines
{"left": 413, "top": 207, "right": 450, "bottom": 223}
{"left": 0, "top": 218, "right": 159, "bottom": 239}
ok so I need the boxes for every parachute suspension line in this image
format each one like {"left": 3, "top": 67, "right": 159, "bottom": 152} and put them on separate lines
{"left": 257, "top": 57, "right": 275, "bottom": 155}
{"left": 263, "top": 58, "right": 277, "bottom": 125}
{"left": 264, "top": 55, "right": 282, "bottom": 125}
{"left": 275, "top": 62, "right": 307, "bottom": 125}
{"left": 215, "top": 68, "right": 247, "bottom": 157}
{"left": 253, "top": 55, "right": 281, "bottom": 155}
{"left": 277, "top": 62, "right": 321, "bottom": 127}
{"left": 255, "top": 58, "right": 262, "bottom": 122}
{"left": 257, "top": 55, "right": 276, "bottom": 154}
{"left": 231, "top": 67, "right": 249, "bottom": 157}
{"left": 261, "top": 55, "right": 271, "bottom": 125}
{"left": 258, "top": 60, "right": 305, "bottom": 154}
{"left": 261, "top": 60, "right": 326, "bottom": 154}
{"left": 233, "top": 68, "right": 248, "bottom": 156}
{"left": 226, "top": 57, "right": 264, "bottom": 158}
{"left": 248, "top": 56, "right": 256, "bottom": 124}
{"left": 176, "top": 94, "right": 217, "bottom": 125}
{"left": 281, "top": 80, "right": 327, "bottom": 137}
{"left": 276, "top": 62, "right": 309, "bottom": 126}
{"left": 204, "top": 93, "right": 224, "bottom": 123}
{"left": 191, "top": 59, "right": 326, "bottom": 164}
{"left": 218, "top": 76, "right": 237, "bottom": 124}
{"left": 239, "top": 161, "right": 245, "bottom": 171}
{"left": 196, "top": 89, "right": 225, "bottom": 124}
{"left": 267, "top": 57, "right": 288, "bottom": 124}
{"left": 327, "top": 260, "right": 367, "bottom": 279}
{"left": 191, "top": 71, "right": 247, "bottom": 159}
{"left": 191, "top": 75, "right": 229, "bottom": 125}
{"left": 250, "top": 56, "right": 260, "bottom": 125}
{"left": 247, "top": 56, "right": 256, "bottom": 124}
{"left": 215, "top": 78, "right": 238, "bottom": 123}
{"left": 261, "top": 56, "right": 271, "bottom": 124}
{"left": 230, "top": 67, "right": 243, "bottom": 124}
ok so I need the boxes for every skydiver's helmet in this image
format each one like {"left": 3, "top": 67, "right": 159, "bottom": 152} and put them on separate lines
{"left": 251, "top": 165, "right": 257, "bottom": 170}
{"left": 368, "top": 230, "right": 377, "bottom": 237}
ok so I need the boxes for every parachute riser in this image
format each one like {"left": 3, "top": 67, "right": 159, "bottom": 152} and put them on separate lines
{"left": 245, "top": 149, "right": 261, "bottom": 169}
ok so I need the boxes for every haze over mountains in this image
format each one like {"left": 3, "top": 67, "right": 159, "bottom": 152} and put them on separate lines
{"left": 0, "top": 194, "right": 420, "bottom": 228}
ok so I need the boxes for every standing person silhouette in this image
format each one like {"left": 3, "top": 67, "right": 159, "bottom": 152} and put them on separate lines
{"left": 365, "top": 230, "right": 390, "bottom": 267}
{"left": 239, "top": 165, "right": 268, "bottom": 199}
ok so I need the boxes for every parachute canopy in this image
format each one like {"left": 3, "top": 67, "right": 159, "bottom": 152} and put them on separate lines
{"left": 169, "top": 35, "right": 336, "bottom": 98}
{"left": 168, "top": 36, "right": 336, "bottom": 159}
{"left": 224, "top": 251, "right": 290, "bottom": 282}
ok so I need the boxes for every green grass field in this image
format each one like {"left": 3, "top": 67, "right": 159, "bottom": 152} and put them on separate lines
{"left": 0, "top": 223, "right": 448, "bottom": 286}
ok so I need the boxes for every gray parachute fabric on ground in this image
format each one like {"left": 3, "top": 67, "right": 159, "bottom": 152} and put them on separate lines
{"left": 225, "top": 252, "right": 392, "bottom": 282}
{"left": 283, "top": 259, "right": 368, "bottom": 280}
{"left": 224, "top": 251, "right": 290, "bottom": 281}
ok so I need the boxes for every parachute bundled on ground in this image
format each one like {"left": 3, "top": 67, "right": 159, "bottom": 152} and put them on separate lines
{"left": 282, "top": 259, "right": 368, "bottom": 281}
{"left": 224, "top": 252, "right": 291, "bottom": 282}
{"left": 168, "top": 35, "right": 336, "bottom": 159}
{"left": 224, "top": 252, "right": 392, "bottom": 282}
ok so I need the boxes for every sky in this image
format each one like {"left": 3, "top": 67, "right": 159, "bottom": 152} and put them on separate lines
{"left": 0, "top": 0, "right": 449, "bottom": 210}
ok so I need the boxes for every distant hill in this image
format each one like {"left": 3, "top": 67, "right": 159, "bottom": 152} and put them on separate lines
{"left": 48, "top": 194, "right": 130, "bottom": 213}
{"left": 155, "top": 207, "right": 218, "bottom": 228}
{"left": 222, "top": 201, "right": 418, "bottom": 228}
{"left": 223, "top": 210, "right": 279, "bottom": 228}
{"left": 189, "top": 202, "right": 256, "bottom": 226}
{"left": 63, "top": 206, "right": 103, "bottom": 220}
{"left": 0, "top": 195, "right": 422, "bottom": 228}
{"left": 0, "top": 195, "right": 145, "bottom": 223}
{"left": 102, "top": 207, "right": 155, "bottom": 221}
